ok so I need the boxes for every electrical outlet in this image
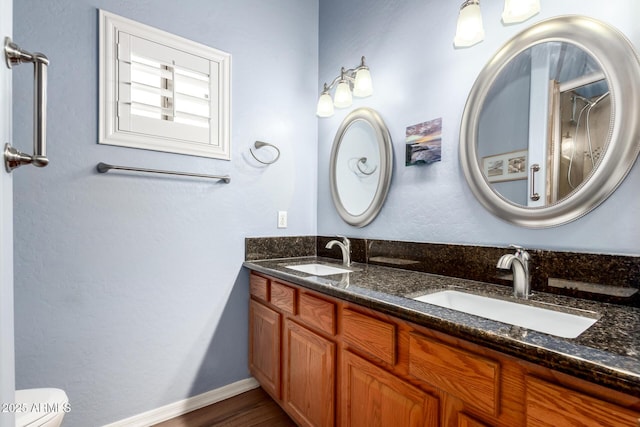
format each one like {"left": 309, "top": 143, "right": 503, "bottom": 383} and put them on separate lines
{"left": 277, "top": 211, "right": 288, "bottom": 228}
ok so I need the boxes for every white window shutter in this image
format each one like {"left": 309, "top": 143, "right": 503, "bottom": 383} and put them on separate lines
{"left": 99, "top": 10, "right": 231, "bottom": 159}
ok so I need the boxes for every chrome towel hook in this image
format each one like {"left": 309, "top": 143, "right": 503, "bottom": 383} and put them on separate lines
{"left": 4, "top": 36, "right": 49, "bottom": 172}
{"left": 250, "top": 141, "right": 280, "bottom": 165}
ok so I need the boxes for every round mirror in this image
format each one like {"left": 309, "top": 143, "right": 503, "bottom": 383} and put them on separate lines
{"left": 460, "top": 15, "right": 640, "bottom": 227}
{"left": 330, "top": 108, "right": 393, "bottom": 227}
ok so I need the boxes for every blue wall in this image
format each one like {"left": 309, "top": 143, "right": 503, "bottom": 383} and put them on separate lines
{"left": 318, "top": 0, "right": 640, "bottom": 255}
{"left": 12, "top": 1, "right": 318, "bottom": 425}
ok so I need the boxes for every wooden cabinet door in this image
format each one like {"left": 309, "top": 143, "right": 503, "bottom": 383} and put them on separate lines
{"left": 284, "top": 319, "right": 335, "bottom": 427}
{"left": 342, "top": 351, "right": 439, "bottom": 427}
{"left": 249, "top": 299, "right": 281, "bottom": 399}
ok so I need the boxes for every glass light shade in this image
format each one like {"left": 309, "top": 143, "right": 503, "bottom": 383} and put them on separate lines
{"left": 353, "top": 68, "right": 373, "bottom": 97}
{"left": 454, "top": 2, "right": 484, "bottom": 48}
{"left": 333, "top": 80, "right": 353, "bottom": 108}
{"left": 316, "top": 92, "right": 335, "bottom": 117}
{"left": 502, "top": 0, "right": 540, "bottom": 24}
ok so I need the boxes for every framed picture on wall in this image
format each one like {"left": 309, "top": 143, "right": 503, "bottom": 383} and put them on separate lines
{"left": 405, "top": 117, "right": 442, "bottom": 166}
{"left": 482, "top": 149, "right": 527, "bottom": 182}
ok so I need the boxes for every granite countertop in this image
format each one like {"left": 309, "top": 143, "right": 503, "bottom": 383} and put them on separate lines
{"left": 243, "top": 256, "right": 640, "bottom": 395}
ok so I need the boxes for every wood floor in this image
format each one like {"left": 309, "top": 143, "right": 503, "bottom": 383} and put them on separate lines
{"left": 152, "top": 387, "right": 297, "bottom": 427}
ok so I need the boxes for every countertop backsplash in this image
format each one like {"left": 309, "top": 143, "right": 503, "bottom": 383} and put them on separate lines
{"left": 246, "top": 236, "right": 639, "bottom": 308}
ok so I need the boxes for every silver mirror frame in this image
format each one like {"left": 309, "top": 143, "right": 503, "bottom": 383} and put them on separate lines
{"left": 460, "top": 15, "right": 640, "bottom": 228}
{"left": 329, "top": 107, "right": 393, "bottom": 227}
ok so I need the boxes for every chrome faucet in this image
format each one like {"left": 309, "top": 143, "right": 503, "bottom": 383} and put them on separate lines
{"left": 497, "top": 245, "right": 531, "bottom": 299}
{"left": 325, "top": 235, "right": 351, "bottom": 266}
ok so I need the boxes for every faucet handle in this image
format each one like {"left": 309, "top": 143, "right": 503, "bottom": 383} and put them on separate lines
{"left": 337, "top": 235, "right": 350, "bottom": 245}
{"left": 509, "top": 244, "right": 530, "bottom": 263}
{"left": 509, "top": 244, "right": 526, "bottom": 255}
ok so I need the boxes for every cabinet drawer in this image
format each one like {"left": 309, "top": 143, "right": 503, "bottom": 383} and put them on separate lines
{"left": 409, "top": 333, "right": 500, "bottom": 417}
{"left": 299, "top": 293, "right": 336, "bottom": 335}
{"left": 342, "top": 308, "right": 396, "bottom": 365}
{"left": 525, "top": 375, "right": 640, "bottom": 427}
{"left": 271, "top": 281, "right": 296, "bottom": 315}
{"left": 250, "top": 274, "right": 269, "bottom": 302}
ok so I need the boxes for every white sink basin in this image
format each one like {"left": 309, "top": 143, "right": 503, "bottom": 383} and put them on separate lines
{"left": 285, "top": 263, "right": 352, "bottom": 276}
{"left": 413, "top": 290, "right": 598, "bottom": 338}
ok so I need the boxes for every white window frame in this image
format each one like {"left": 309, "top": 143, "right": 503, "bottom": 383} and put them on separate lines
{"left": 99, "top": 10, "right": 231, "bottom": 160}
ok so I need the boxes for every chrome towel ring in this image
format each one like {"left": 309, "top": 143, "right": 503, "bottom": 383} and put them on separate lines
{"left": 250, "top": 141, "right": 280, "bottom": 165}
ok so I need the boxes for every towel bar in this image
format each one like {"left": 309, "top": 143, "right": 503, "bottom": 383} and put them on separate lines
{"left": 96, "top": 162, "right": 230, "bottom": 183}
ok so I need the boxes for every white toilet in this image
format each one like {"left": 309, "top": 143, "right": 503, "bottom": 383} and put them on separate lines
{"left": 14, "top": 388, "right": 69, "bottom": 427}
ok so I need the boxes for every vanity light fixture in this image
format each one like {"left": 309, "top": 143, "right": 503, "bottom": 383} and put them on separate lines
{"left": 502, "top": 0, "right": 540, "bottom": 24}
{"left": 454, "top": 0, "right": 485, "bottom": 48}
{"left": 316, "top": 56, "right": 373, "bottom": 118}
{"left": 454, "top": 0, "right": 541, "bottom": 48}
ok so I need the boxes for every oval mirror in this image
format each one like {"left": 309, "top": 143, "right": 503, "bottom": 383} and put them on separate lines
{"left": 460, "top": 16, "right": 640, "bottom": 227}
{"left": 329, "top": 108, "right": 393, "bottom": 227}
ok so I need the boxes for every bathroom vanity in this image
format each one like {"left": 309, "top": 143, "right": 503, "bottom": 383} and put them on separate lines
{"left": 244, "top": 257, "right": 640, "bottom": 427}
{"left": 250, "top": 13, "right": 640, "bottom": 426}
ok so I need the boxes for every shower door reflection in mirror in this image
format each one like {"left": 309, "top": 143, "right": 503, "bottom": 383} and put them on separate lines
{"left": 551, "top": 76, "right": 610, "bottom": 202}
{"left": 477, "top": 42, "right": 612, "bottom": 207}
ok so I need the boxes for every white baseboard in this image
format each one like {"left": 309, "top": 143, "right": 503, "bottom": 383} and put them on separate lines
{"left": 103, "top": 377, "right": 260, "bottom": 427}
